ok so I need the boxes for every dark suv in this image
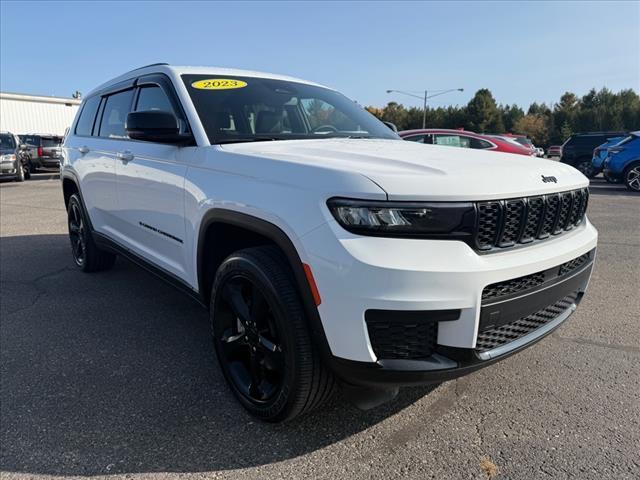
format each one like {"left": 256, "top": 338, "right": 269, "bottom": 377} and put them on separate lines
{"left": 19, "top": 134, "right": 64, "bottom": 171}
{"left": 560, "top": 132, "right": 627, "bottom": 177}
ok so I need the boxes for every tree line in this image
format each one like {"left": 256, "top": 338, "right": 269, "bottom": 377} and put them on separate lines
{"left": 365, "top": 88, "right": 640, "bottom": 147}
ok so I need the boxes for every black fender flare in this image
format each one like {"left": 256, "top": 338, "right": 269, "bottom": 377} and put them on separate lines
{"left": 196, "top": 209, "right": 333, "bottom": 360}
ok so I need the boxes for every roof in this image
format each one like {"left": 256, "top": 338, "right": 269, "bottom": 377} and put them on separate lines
{"left": 88, "top": 63, "right": 332, "bottom": 98}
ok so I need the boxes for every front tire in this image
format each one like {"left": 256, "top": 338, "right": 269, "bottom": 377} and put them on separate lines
{"left": 623, "top": 161, "right": 640, "bottom": 192}
{"left": 210, "top": 246, "right": 334, "bottom": 422}
{"left": 67, "top": 194, "right": 116, "bottom": 272}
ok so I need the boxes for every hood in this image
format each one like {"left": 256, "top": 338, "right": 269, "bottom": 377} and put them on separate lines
{"left": 221, "top": 138, "right": 588, "bottom": 201}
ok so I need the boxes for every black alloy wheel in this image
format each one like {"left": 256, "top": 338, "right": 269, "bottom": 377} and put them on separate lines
{"left": 215, "top": 275, "right": 285, "bottom": 403}
{"left": 211, "top": 246, "right": 334, "bottom": 422}
{"left": 68, "top": 199, "right": 87, "bottom": 267}
{"left": 66, "top": 194, "right": 116, "bottom": 272}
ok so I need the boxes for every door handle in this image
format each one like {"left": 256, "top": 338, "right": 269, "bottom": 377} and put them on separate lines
{"left": 116, "top": 151, "right": 134, "bottom": 162}
{"left": 78, "top": 146, "right": 89, "bottom": 154}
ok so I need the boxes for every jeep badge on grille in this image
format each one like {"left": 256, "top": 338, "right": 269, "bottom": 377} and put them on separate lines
{"left": 541, "top": 175, "right": 558, "bottom": 183}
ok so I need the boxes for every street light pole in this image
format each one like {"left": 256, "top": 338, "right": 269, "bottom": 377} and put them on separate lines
{"left": 386, "top": 88, "right": 464, "bottom": 130}
{"left": 422, "top": 90, "right": 427, "bottom": 129}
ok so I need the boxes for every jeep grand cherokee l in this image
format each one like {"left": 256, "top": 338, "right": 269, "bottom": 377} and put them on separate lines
{"left": 61, "top": 64, "right": 598, "bottom": 422}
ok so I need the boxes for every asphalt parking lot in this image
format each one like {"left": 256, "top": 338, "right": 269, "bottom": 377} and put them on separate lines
{"left": 1, "top": 173, "right": 639, "bottom": 479}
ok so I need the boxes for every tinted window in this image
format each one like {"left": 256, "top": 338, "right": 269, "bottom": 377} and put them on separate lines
{"left": 0, "top": 134, "right": 16, "bottom": 149}
{"left": 75, "top": 96, "right": 101, "bottom": 136}
{"left": 99, "top": 89, "right": 134, "bottom": 139}
{"left": 41, "top": 137, "right": 62, "bottom": 147}
{"left": 404, "top": 135, "right": 425, "bottom": 143}
{"left": 470, "top": 137, "right": 493, "bottom": 149}
{"left": 136, "top": 86, "right": 174, "bottom": 113}
{"left": 20, "top": 135, "right": 38, "bottom": 146}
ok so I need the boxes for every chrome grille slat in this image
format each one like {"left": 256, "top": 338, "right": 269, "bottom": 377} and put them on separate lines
{"left": 474, "top": 188, "right": 588, "bottom": 252}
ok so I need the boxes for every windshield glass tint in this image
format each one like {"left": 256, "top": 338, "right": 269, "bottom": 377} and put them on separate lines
{"left": 0, "top": 134, "right": 16, "bottom": 149}
{"left": 181, "top": 75, "right": 399, "bottom": 144}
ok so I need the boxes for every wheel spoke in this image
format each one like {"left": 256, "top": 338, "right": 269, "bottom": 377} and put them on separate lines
{"left": 248, "top": 351, "right": 266, "bottom": 399}
{"left": 249, "top": 284, "right": 269, "bottom": 321}
{"left": 222, "top": 283, "right": 251, "bottom": 324}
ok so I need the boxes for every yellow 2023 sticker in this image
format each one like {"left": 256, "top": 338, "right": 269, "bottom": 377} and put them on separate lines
{"left": 191, "top": 79, "right": 247, "bottom": 90}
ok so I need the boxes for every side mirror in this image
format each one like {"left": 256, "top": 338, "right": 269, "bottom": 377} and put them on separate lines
{"left": 126, "top": 110, "right": 193, "bottom": 145}
{"left": 383, "top": 121, "right": 398, "bottom": 132}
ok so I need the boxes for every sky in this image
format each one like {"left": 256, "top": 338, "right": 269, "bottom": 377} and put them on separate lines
{"left": 1, "top": 1, "right": 638, "bottom": 109}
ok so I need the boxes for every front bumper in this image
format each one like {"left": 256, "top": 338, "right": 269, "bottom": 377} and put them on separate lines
{"left": 0, "top": 160, "right": 19, "bottom": 176}
{"left": 301, "top": 217, "right": 597, "bottom": 385}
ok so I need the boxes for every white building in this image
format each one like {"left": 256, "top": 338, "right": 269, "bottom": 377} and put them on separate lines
{"left": 0, "top": 92, "right": 81, "bottom": 136}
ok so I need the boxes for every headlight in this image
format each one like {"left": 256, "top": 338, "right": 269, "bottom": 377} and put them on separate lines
{"left": 1, "top": 154, "right": 16, "bottom": 162}
{"left": 327, "top": 198, "right": 475, "bottom": 238}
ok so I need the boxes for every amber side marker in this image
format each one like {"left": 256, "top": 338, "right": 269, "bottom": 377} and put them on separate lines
{"left": 303, "top": 263, "right": 322, "bottom": 306}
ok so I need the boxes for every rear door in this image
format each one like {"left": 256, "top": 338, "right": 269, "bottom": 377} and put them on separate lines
{"left": 65, "top": 93, "right": 119, "bottom": 234}
{"left": 112, "top": 75, "right": 192, "bottom": 280}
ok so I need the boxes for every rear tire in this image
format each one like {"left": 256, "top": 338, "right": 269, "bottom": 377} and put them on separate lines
{"left": 623, "top": 161, "right": 640, "bottom": 192}
{"left": 67, "top": 194, "right": 116, "bottom": 272}
{"left": 210, "top": 246, "right": 335, "bottom": 422}
{"left": 576, "top": 159, "right": 596, "bottom": 178}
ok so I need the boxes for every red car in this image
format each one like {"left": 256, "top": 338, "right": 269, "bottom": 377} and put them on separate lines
{"left": 399, "top": 128, "right": 532, "bottom": 156}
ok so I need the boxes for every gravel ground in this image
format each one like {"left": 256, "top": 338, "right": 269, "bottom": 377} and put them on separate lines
{"left": 1, "top": 174, "right": 639, "bottom": 480}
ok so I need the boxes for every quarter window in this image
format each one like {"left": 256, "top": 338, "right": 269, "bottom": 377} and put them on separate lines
{"left": 98, "top": 89, "right": 134, "bottom": 139}
{"left": 470, "top": 137, "right": 493, "bottom": 149}
{"left": 136, "top": 86, "right": 174, "bottom": 113}
{"left": 75, "top": 96, "right": 101, "bottom": 136}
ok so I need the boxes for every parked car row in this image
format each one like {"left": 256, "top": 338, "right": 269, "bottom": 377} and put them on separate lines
{"left": 0, "top": 131, "right": 29, "bottom": 181}
{"left": 559, "top": 131, "right": 627, "bottom": 177}
{"left": 599, "top": 132, "right": 640, "bottom": 192}
{"left": 0, "top": 131, "right": 63, "bottom": 182}
{"left": 399, "top": 128, "right": 535, "bottom": 155}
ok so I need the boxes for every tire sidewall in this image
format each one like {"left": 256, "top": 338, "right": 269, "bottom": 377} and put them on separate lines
{"left": 210, "top": 253, "right": 301, "bottom": 421}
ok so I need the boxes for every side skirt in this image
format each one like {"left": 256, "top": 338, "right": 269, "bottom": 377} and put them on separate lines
{"left": 92, "top": 231, "right": 207, "bottom": 308}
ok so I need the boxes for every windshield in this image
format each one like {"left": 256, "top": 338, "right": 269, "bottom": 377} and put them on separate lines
{"left": 182, "top": 75, "right": 399, "bottom": 144}
{"left": 0, "top": 134, "right": 16, "bottom": 150}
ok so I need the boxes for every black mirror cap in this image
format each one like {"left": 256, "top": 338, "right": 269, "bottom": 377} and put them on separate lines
{"left": 383, "top": 121, "right": 398, "bottom": 132}
{"left": 126, "top": 110, "right": 193, "bottom": 145}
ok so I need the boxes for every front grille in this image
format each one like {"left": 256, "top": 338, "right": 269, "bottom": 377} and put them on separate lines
{"left": 481, "top": 249, "right": 594, "bottom": 302}
{"left": 482, "top": 272, "right": 546, "bottom": 301}
{"left": 366, "top": 318, "right": 438, "bottom": 360}
{"left": 475, "top": 188, "right": 589, "bottom": 252}
{"left": 475, "top": 292, "right": 578, "bottom": 352}
{"left": 558, "top": 252, "right": 590, "bottom": 276}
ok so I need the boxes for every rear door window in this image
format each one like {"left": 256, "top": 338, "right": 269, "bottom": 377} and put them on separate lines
{"left": 435, "top": 134, "right": 470, "bottom": 148}
{"left": 75, "top": 96, "right": 101, "bottom": 136}
{"left": 98, "top": 89, "right": 135, "bottom": 139}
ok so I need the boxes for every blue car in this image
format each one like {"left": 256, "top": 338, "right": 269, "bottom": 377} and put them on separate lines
{"left": 603, "top": 132, "right": 640, "bottom": 192}
{"left": 592, "top": 136, "right": 625, "bottom": 179}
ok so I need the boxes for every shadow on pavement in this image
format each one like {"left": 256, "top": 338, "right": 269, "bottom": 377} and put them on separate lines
{"left": 0, "top": 234, "right": 437, "bottom": 476}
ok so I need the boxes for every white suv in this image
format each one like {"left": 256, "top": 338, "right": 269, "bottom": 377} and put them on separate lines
{"left": 61, "top": 64, "right": 598, "bottom": 422}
